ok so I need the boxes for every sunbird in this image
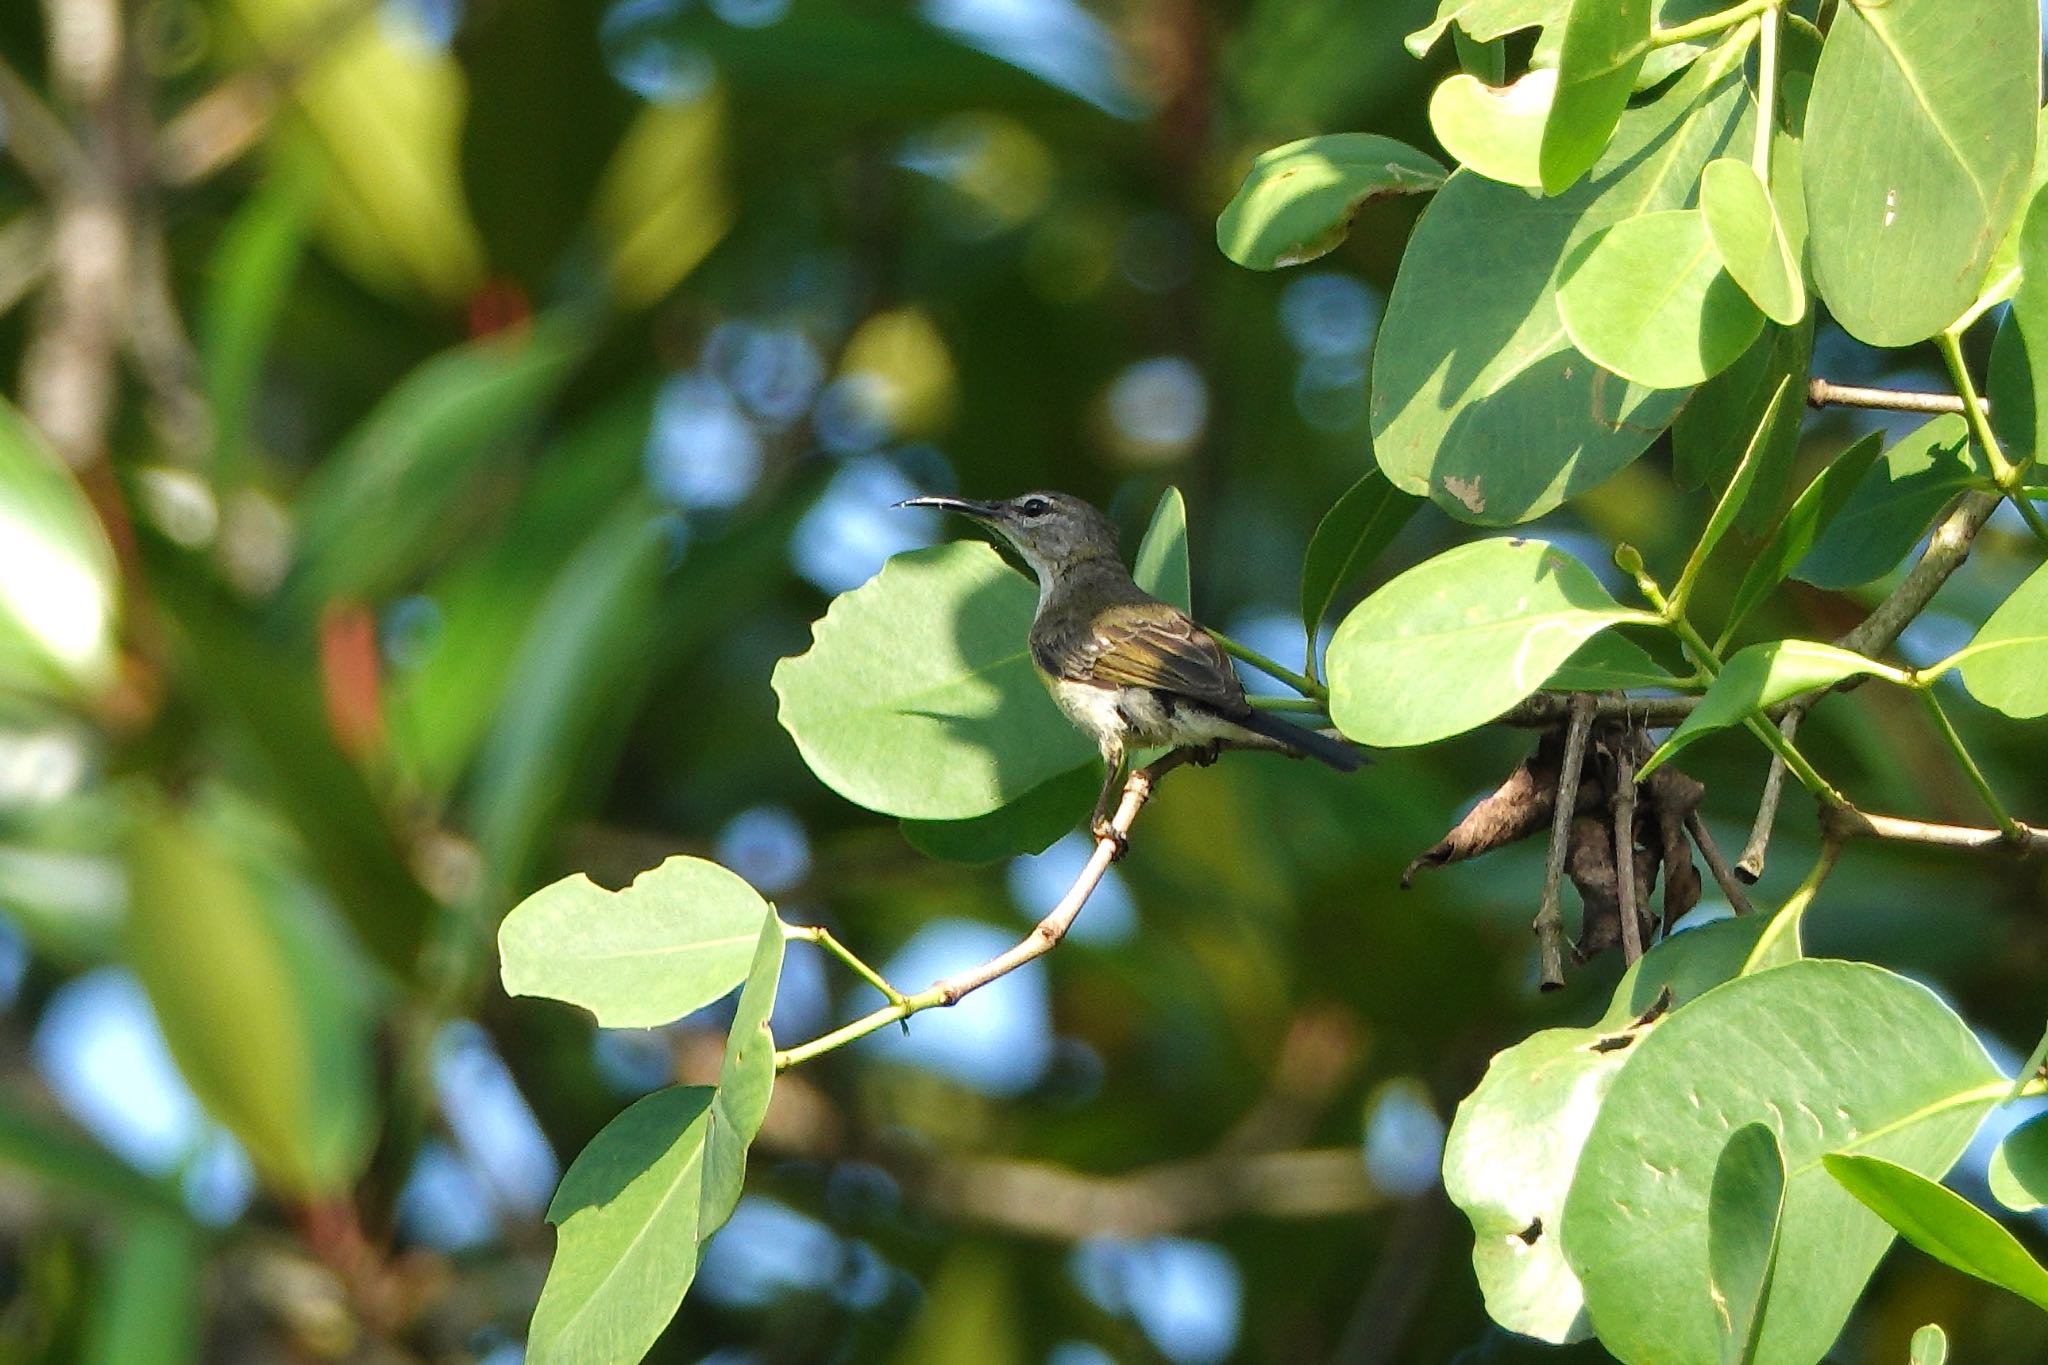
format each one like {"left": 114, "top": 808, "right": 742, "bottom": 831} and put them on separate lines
{"left": 899, "top": 490, "right": 1365, "bottom": 845}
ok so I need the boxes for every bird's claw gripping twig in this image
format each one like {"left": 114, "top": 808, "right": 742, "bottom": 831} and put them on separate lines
{"left": 1091, "top": 818, "right": 1130, "bottom": 861}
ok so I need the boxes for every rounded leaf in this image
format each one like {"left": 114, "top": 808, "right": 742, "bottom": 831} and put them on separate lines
{"left": 772, "top": 542, "right": 1092, "bottom": 819}
{"left": 1327, "top": 538, "right": 1657, "bottom": 747}
{"left": 1954, "top": 558, "right": 2048, "bottom": 718}
{"left": 1539, "top": 0, "right": 1651, "bottom": 194}
{"left": 1215, "top": 134, "right": 1446, "bottom": 271}
{"left": 1701, "top": 157, "right": 1806, "bottom": 325}
{"left": 0, "top": 400, "right": 120, "bottom": 698}
{"left": 1559, "top": 209, "right": 1763, "bottom": 390}
{"left": 1562, "top": 960, "right": 2003, "bottom": 1365}
{"left": 1988, "top": 1112, "right": 2048, "bottom": 1213}
{"left": 1428, "top": 69, "right": 1553, "bottom": 189}
{"left": 499, "top": 857, "right": 773, "bottom": 1028}
{"left": 1804, "top": 0, "right": 2039, "bottom": 346}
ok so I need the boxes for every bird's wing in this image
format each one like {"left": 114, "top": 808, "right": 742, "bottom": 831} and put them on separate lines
{"left": 1078, "top": 603, "right": 1247, "bottom": 713}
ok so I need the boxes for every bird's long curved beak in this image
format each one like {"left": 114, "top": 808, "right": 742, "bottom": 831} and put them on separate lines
{"left": 895, "top": 494, "right": 996, "bottom": 519}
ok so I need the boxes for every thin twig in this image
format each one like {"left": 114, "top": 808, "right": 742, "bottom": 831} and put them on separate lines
{"left": 774, "top": 749, "right": 1195, "bottom": 1070}
{"left": 1737, "top": 710, "right": 1800, "bottom": 882}
{"left": 1840, "top": 809, "right": 2048, "bottom": 856}
{"left": 0, "top": 56, "right": 83, "bottom": 189}
{"left": 1806, "top": 377, "right": 1978, "bottom": 417}
{"left": 1614, "top": 743, "right": 1643, "bottom": 965}
{"left": 1686, "top": 813, "right": 1756, "bottom": 916}
{"left": 1534, "top": 695, "right": 1596, "bottom": 989}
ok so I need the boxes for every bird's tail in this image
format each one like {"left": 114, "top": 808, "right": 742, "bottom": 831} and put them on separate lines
{"left": 1230, "top": 707, "right": 1367, "bottom": 772}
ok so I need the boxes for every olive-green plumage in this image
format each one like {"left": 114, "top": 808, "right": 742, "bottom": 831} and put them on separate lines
{"left": 899, "top": 490, "right": 1364, "bottom": 841}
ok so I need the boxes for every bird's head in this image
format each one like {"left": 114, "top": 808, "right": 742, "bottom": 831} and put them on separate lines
{"left": 897, "top": 490, "right": 1121, "bottom": 579}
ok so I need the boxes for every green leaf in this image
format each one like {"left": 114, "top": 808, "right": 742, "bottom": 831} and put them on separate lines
{"left": 1428, "top": 69, "right": 1553, "bottom": 189}
{"left": 1541, "top": 630, "right": 1675, "bottom": 692}
{"left": 0, "top": 1108, "right": 185, "bottom": 1218}
{"left": 1990, "top": 302, "right": 2038, "bottom": 469}
{"left": 124, "top": 793, "right": 375, "bottom": 1196}
{"left": 1671, "top": 319, "right": 1811, "bottom": 516}
{"left": 1708, "top": 1123, "right": 1786, "bottom": 1365}
{"left": 83, "top": 1213, "right": 203, "bottom": 1365}
{"left": 1639, "top": 640, "right": 1909, "bottom": 777}
{"left": 1452, "top": 26, "right": 1506, "bottom": 85}
{"left": 1215, "top": 134, "right": 1446, "bottom": 270}
{"left": 528, "top": 912, "right": 782, "bottom": 1363}
{"left": 228, "top": 0, "right": 487, "bottom": 302}
{"left": 1954, "top": 558, "right": 2048, "bottom": 718}
{"left": 1723, "top": 431, "right": 1887, "bottom": 640}
{"left": 0, "top": 398, "right": 120, "bottom": 699}
{"left": 1406, "top": 0, "right": 1563, "bottom": 57}
{"left": 465, "top": 501, "right": 675, "bottom": 900}
{"left": 499, "top": 857, "right": 774, "bottom": 1028}
{"left": 200, "top": 169, "right": 316, "bottom": 475}
{"left": 1989, "top": 1113, "right": 2048, "bottom": 1212}
{"left": 286, "top": 319, "right": 589, "bottom": 612}
{"left": 1131, "top": 486, "right": 1191, "bottom": 612}
{"left": 2015, "top": 186, "right": 2048, "bottom": 475}
{"left": 1562, "top": 960, "right": 2003, "bottom": 1365}
{"left": 1700, "top": 158, "right": 1806, "bottom": 326}
{"left": 1444, "top": 916, "right": 1768, "bottom": 1343}
{"left": 900, "top": 763, "right": 1096, "bottom": 865}
{"left": 1795, "top": 416, "right": 1978, "bottom": 590}
{"left": 1559, "top": 209, "right": 1763, "bottom": 389}
{"left": 1803, "top": 0, "right": 2039, "bottom": 345}
{"left": 1326, "top": 538, "right": 1659, "bottom": 748}
{"left": 1539, "top": 0, "right": 1651, "bottom": 194}
{"left": 773, "top": 541, "right": 1092, "bottom": 819}
{"left": 1911, "top": 1324, "right": 1950, "bottom": 1365}
{"left": 1299, "top": 471, "right": 1419, "bottom": 643}
{"left": 1826, "top": 1153, "right": 2048, "bottom": 1312}
{"left": 1675, "top": 375, "right": 1793, "bottom": 609}
{"left": 1373, "top": 38, "right": 1749, "bottom": 524}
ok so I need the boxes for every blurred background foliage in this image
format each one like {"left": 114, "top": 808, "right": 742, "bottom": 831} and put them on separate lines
{"left": 1, "top": 0, "right": 2047, "bottom": 1360}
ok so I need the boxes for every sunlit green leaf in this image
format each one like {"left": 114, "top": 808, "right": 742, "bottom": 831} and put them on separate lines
{"left": 1327, "top": 538, "right": 1659, "bottom": 747}
{"left": 1372, "top": 37, "right": 1748, "bottom": 524}
{"left": 0, "top": 399, "right": 119, "bottom": 699}
{"left": 1131, "top": 486, "right": 1192, "bottom": 613}
{"left": 1216, "top": 134, "right": 1446, "bottom": 269}
{"left": 1299, "top": 470, "right": 1419, "bottom": 643}
{"left": 1676, "top": 376, "right": 1792, "bottom": 607}
{"left": 593, "top": 95, "right": 734, "bottom": 308}
{"left": 124, "top": 793, "right": 375, "bottom": 1196}
{"left": 1826, "top": 1153, "right": 2048, "bottom": 1312}
{"left": 1709, "top": 1123, "right": 1785, "bottom": 1365}
{"left": 1700, "top": 158, "right": 1805, "bottom": 326}
{"left": 1803, "top": 0, "right": 2039, "bottom": 345}
{"left": 1444, "top": 916, "right": 1767, "bottom": 1343}
{"left": 527, "top": 912, "right": 781, "bottom": 1364}
{"left": 774, "top": 542, "right": 1092, "bottom": 819}
{"left": 1795, "top": 416, "right": 1978, "bottom": 590}
{"left": 1428, "top": 69, "right": 1552, "bottom": 189}
{"left": 499, "top": 857, "right": 773, "bottom": 1028}
{"left": 1953, "top": 558, "right": 2048, "bottom": 718}
{"left": 1563, "top": 961, "right": 2002, "bottom": 1365}
{"left": 1640, "top": 640, "right": 1909, "bottom": 777}
{"left": 1559, "top": 209, "right": 1763, "bottom": 389}
{"left": 227, "top": 0, "right": 487, "bottom": 301}
{"left": 1406, "top": 0, "right": 1562, "bottom": 57}
{"left": 1911, "top": 1324, "right": 1950, "bottom": 1365}
{"left": 1989, "top": 1113, "right": 2048, "bottom": 1213}
{"left": 1539, "top": 0, "right": 1650, "bottom": 194}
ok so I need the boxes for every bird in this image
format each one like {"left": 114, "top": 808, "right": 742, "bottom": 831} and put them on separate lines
{"left": 898, "top": 490, "right": 1364, "bottom": 848}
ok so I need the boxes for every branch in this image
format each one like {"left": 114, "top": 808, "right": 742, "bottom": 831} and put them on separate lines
{"left": 774, "top": 749, "right": 1196, "bottom": 1070}
{"left": 1806, "top": 377, "right": 1979, "bottom": 417}
{"left": 1838, "top": 808, "right": 2047, "bottom": 856}
{"left": 1533, "top": 695, "right": 1595, "bottom": 989}
{"left": 918, "top": 1146, "right": 1381, "bottom": 1239}
{"left": 0, "top": 56, "right": 82, "bottom": 189}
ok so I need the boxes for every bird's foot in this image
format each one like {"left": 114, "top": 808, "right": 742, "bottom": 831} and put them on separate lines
{"left": 1189, "top": 741, "right": 1222, "bottom": 768}
{"left": 1091, "top": 818, "right": 1130, "bottom": 861}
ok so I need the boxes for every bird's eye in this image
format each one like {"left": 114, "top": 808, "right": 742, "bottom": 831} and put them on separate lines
{"left": 1018, "top": 496, "right": 1051, "bottom": 518}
